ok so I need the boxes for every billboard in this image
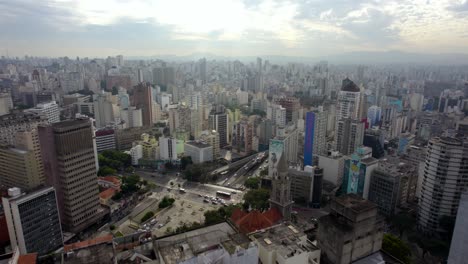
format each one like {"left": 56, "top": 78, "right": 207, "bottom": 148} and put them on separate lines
{"left": 268, "top": 139, "right": 284, "bottom": 177}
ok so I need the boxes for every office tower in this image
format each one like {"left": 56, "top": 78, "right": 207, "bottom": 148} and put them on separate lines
{"left": 159, "top": 136, "right": 178, "bottom": 161}
{"left": 25, "top": 101, "right": 60, "bottom": 123}
{"left": 0, "top": 130, "right": 45, "bottom": 190}
{"left": 317, "top": 194, "right": 383, "bottom": 264}
{"left": 367, "top": 105, "right": 381, "bottom": 127}
{"left": 274, "top": 97, "right": 300, "bottom": 124}
{"left": 418, "top": 137, "right": 468, "bottom": 234}
{"left": 152, "top": 101, "right": 162, "bottom": 123}
{"left": 0, "top": 111, "right": 47, "bottom": 145}
{"left": 342, "top": 147, "right": 378, "bottom": 199}
{"left": 0, "top": 92, "right": 13, "bottom": 115}
{"left": 199, "top": 58, "right": 207, "bottom": 84}
{"left": 208, "top": 110, "right": 229, "bottom": 148}
{"left": 268, "top": 124, "right": 299, "bottom": 178}
{"left": 256, "top": 57, "right": 262, "bottom": 73}
{"left": 336, "top": 78, "right": 361, "bottom": 121}
{"left": 363, "top": 128, "right": 385, "bottom": 159}
{"left": 131, "top": 83, "right": 153, "bottom": 126}
{"left": 269, "top": 154, "right": 293, "bottom": 221}
{"left": 448, "top": 192, "right": 468, "bottom": 264}
{"left": 2, "top": 187, "right": 63, "bottom": 255}
{"left": 137, "top": 68, "right": 144, "bottom": 83}
{"left": 120, "top": 106, "right": 143, "bottom": 128}
{"left": 152, "top": 66, "right": 176, "bottom": 87}
{"left": 184, "top": 141, "right": 213, "bottom": 164}
{"left": 59, "top": 72, "right": 84, "bottom": 93}
{"left": 232, "top": 119, "right": 253, "bottom": 155}
{"left": 188, "top": 92, "right": 203, "bottom": 110}
{"left": 335, "top": 118, "right": 365, "bottom": 155}
{"left": 289, "top": 166, "right": 323, "bottom": 207}
{"left": 303, "top": 110, "right": 327, "bottom": 166}
{"left": 190, "top": 108, "right": 202, "bottom": 139}
{"left": 199, "top": 130, "right": 220, "bottom": 158}
{"left": 38, "top": 119, "right": 100, "bottom": 233}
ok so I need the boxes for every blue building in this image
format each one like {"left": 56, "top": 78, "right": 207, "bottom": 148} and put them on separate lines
{"left": 303, "top": 112, "right": 316, "bottom": 166}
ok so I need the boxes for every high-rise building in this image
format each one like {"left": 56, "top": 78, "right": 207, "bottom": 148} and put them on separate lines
{"left": 335, "top": 118, "right": 365, "bottom": 155}
{"left": 289, "top": 166, "right": 323, "bottom": 208}
{"left": 336, "top": 78, "right": 361, "bottom": 121}
{"left": 342, "top": 147, "right": 378, "bottom": 199}
{"left": 120, "top": 106, "right": 143, "bottom": 128}
{"left": 95, "top": 128, "right": 116, "bottom": 152}
{"left": 232, "top": 119, "right": 253, "bottom": 155}
{"left": 367, "top": 105, "right": 381, "bottom": 127}
{"left": 0, "top": 129, "right": 45, "bottom": 190}
{"left": 199, "top": 58, "right": 207, "bottom": 84}
{"left": 2, "top": 187, "right": 63, "bottom": 255}
{"left": 208, "top": 110, "right": 229, "bottom": 148}
{"left": 94, "top": 92, "right": 119, "bottom": 128}
{"left": 274, "top": 97, "right": 300, "bottom": 124}
{"left": 184, "top": 141, "right": 213, "bottom": 164}
{"left": 159, "top": 136, "right": 178, "bottom": 161}
{"left": 267, "top": 104, "right": 286, "bottom": 127}
{"left": 168, "top": 105, "right": 191, "bottom": 135}
{"left": 303, "top": 109, "right": 327, "bottom": 166}
{"left": 199, "top": 130, "right": 220, "bottom": 159}
{"left": 0, "top": 92, "right": 13, "bottom": 116}
{"left": 317, "top": 194, "right": 383, "bottom": 264}
{"left": 0, "top": 111, "right": 47, "bottom": 145}
{"left": 152, "top": 67, "right": 176, "bottom": 87}
{"left": 418, "top": 137, "right": 468, "bottom": 234}
{"left": 25, "top": 101, "right": 60, "bottom": 123}
{"left": 131, "top": 83, "right": 153, "bottom": 126}
{"left": 448, "top": 192, "right": 468, "bottom": 264}
{"left": 269, "top": 154, "right": 293, "bottom": 221}
{"left": 38, "top": 119, "right": 100, "bottom": 233}
{"left": 268, "top": 125, "right": 299, "bottom": 177}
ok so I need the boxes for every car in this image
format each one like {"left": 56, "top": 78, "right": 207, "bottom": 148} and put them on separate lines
{"left": 203, "top": 199, "right": 209, "bottom": 203}
{"left": 198, "top": 194, "right": 203, "bottom": 197}
{"left": 212, "top": 201, "right": 218, "bottom": 205}
{"left": 158, "top": 224, "right": 163, "bottom": 228}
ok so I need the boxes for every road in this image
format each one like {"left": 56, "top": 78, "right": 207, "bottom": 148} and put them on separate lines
{"left": 220, "top": 152, "right": 267, "bottom": 188}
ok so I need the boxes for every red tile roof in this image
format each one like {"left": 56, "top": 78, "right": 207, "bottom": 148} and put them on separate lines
{"left": 18, "top": 253, "right": 37, "bottom": 264}
{"left": 100, "top": 176, "right": 121, "bottom": 185}
{"left": 100, "top": 188, "right": 116, "bottom": 200}
{"left": 64, "top": 235, "right": 113, "bottom": 253}
{"left": 231, "top": 207, "right": 283, "bottom": 234}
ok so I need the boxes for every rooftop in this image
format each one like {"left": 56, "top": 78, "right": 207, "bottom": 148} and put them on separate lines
{"left": 341, "top": 78, "right": 360, "bottom": 92}
{"left": 185, "top": 141, "right": 212, "bottom": 148}
{"left": 251, "top": 223, "right": 319, "bottom": 259}
{"left": 334, "top": 194, "right": 377, "bottom": 213}
{"left": 63, "top": 235, "right": 114, "bottom": 264}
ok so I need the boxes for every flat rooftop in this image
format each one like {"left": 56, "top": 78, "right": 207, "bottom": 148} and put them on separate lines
{"left": 185, "top": 141, "right": 212, "bottom": 148}
{"left": 251, "top": 223, "right": 319, "bottom": 260}
{"left": 334, "top": 194, "right": 377, "bottom": 213}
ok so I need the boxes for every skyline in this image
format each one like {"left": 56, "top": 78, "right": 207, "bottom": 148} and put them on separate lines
{"left": 1, "top": 0, "right": 468, "bottom": 58}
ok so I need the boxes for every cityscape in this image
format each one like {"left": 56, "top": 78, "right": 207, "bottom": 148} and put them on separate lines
{"left": 1, "top": 1, "right": 468, "bottom": 264}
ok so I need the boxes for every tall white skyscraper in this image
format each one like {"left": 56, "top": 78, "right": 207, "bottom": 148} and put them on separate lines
{"left": 418, "top": 137, "right": 468, "bottom": 234}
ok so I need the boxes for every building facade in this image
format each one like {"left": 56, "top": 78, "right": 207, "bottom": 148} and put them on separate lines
{"left": 184, "top": 141, "right": 213, "bottom": 164}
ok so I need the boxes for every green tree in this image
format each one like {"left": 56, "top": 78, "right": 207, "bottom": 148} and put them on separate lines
{"left": 243, "top": 188, "right": 270, "bottom": 211}
{"left": 204, "top": 210, "right": 224, "bottom": 225}
{"left": 260, "top": 168, "right": 268, "bottom": 177}
{"left": 382, "top": 234, "right": 412, "bottom": 264}
{"left": 112, "top": 192, "right": 123, "bottom": 201}
{"left": 141, "top": 211, "right": 155, "bottom": 223}
{"left": 159, "top": 196, "right": 175, "bottom": 208}
{"left": 98, "top": 166, "right": 117, "bottom": 176}
{"left": 244, "top": 177, "right": 260, "bottom": 189}
{"left": 180, "top": 156, "right": 193, "bottom": 170}
{"left": 109, "top": 225, "right": 116, "bottom": 231}
{"left": 390, "top": 213, "right": 416, "bottom": 237}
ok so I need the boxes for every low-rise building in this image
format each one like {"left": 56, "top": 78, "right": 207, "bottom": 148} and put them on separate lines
{"left": 250, "top": 223, "right": 321, "bottom": 264}
{"left": 95, "top": 128, "right": 116, "bottom": 152}
{"left": 98, "top": 176, "right": 122, "bottom": 191}
{"left": 184, "top": 141, "right": 213, "bottom": 164}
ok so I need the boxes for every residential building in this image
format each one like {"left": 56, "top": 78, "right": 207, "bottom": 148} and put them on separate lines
{"left": 152, "top": 66, "right": 176, "bottom": 87}
{"left": 2, "top": 187, "right": 63, "bottom": 255}
{"left": 232, "top": 118, "right": 253, "bottom": 155}
{"left": 168, "top": 105, "right": 191, "bottom": 135}
{"left": 0, "top": 111, "right": 47, "bottom": 145}
{"left": 128, "top": 144, "right": 142, "bottom": 165}
{"left": 367, "top": 105, "right": 381, "bottom": 127}
{"left": 115, "top": 126, "right": 151, "bottom": 150}
{"left": 335, "top": 118, "right": 365, "bottom": 156}
{"left": 93, "top": 92, "right": 119, "bottom": 128}
{"left": 418, "top": 137, "right": 468, "bottom": 234}
{"left": 199, "top": 130, "right": 220, "bottom": 159}
{"left": 159, "top": 136, "right": 178, "bottom": 161}
{"left": 38, "top": 118, "right": 100, "bottom": 233}
{"left": 184, "top": 141, "right": 213, "bottom": 164}
{"left": 0, "top": 130, "right": 45, "bottom": 190}
{"left": 317, "top": 194, "right": 383, "bottom": 264}
{"left": 0, "top": 92, "right": 13, "bottom": 116}
{"left": 336, "top": 78, "right": 361, "bottom": 121}
{"left": 274, "top": 97, "right": 300, "bottom": 124}
{"left": 25, "top": 101, "right": 60, "bottom": 124}
{"left": 208, "top": 109, "right": 229, "bottom": 148}
{"left": 448, "top": 192, "right": 468, "bottom": 264}
{"left": 120, "top": 106, "right": 143, "bottom": 128}
{"left": 342, "top": 147, "right": 379, "bottom": 199}
{"left": 267, "top": 104, "right": 286, "bottom": 127}
{"left": 398, "top": 132, "right": 415, "bottom": 155}
{"left": 250, "top": 223, "right": 321, "bottom": 264}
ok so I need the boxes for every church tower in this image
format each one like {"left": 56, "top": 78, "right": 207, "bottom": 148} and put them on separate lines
{"left": 269, "top": 154, "right": 294, "bottom": 220}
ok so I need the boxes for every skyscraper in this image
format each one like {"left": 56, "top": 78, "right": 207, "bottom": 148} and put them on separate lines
{"left": 367, "top": 105, "right": 381, "bottom": 127}
{"left": 448, "top": 192, "right": 468, "bottom": 264}
{"left": 342, "top": 147, "right": 378, "bottom": 199}
{"left": 335, "top": 118, "right": 365, "bottom": 156}
{"left": 2, "top": 187, "right": 63, "bottom": 255}
{"left": 38, "top": 118, "right": 100, "bottom": 233}
{"left": 208, "top": 109, "right": 229, "bottom": 148}
{"left": 131, "top": 83, "right": 153, "bottom": 127}
{"left": 303, "top": 109, "right": 327, "bottom": 166}
{"left": 418, "top": 137, "right": 468, "bottom": 234}
{"left": 25, "top": 101, "right": 60, "bottom": 123}
{"left": 336, "top": 78, "right": 361, "bottom": 121}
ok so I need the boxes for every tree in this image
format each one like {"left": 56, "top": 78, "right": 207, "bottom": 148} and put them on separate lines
{"left": 98, "top": 166, "right": 117, "bottom": 176}
{"left": 180, "top": 156, "right": 193, "bottom": 170}
{"left": 382, "top": 234, "right": 412, "bottom": 264}
{"left": 110, "top": 225, "right": 116, "bottom": 231}
{"left": 111, "top": 86, "right": 118, "bottom": 95}
{"left": 243, "top": 188, "right": 270, "bottom": 211}
{"left": 260, "top": 168, "right": 268, "bottom": 177}
{"left": 244, "top": 177, "right": 260, "bottom": 189}
{"left": 141, "top": 211, "right": 155, "bottom": 223}
{"left": 112, "top": 192, "right": 123, "bottom": 201}
{"left": 204, "top": 210, "right": 224, "bottom": 225}
{"left": 390, "top": 213, "right": 416, "bottom": 237}
{"left": 159, "top": 196, "right": 175, "bottom": 208}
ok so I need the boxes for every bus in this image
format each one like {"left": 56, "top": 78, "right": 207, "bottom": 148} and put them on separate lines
{"left": 216, "top": 191, "right": 231, "bottom": 200}
{"left": 179, "top": 188, "right": 186, "bottom": 193}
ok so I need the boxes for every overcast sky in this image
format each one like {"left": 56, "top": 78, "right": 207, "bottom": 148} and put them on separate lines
{"left": 1, "top": 0, "right": 468, "bottom": 58}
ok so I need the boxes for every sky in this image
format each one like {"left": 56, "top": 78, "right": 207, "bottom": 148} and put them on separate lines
{"left": 0, "top": 0, "right": 468, "bottom": 58}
